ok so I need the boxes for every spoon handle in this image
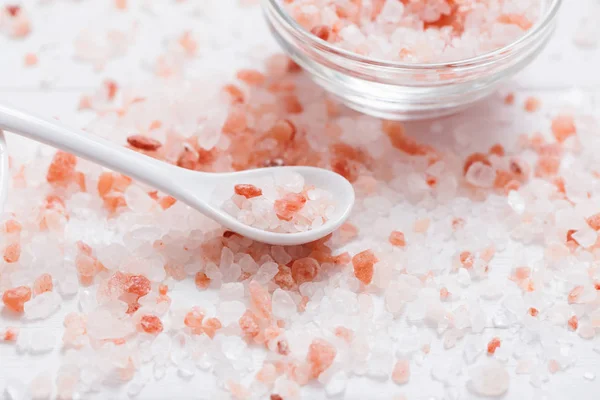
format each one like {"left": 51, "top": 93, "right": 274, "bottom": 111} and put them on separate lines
{"left": 0, "top": 103, "right": 189, "bottom": 197}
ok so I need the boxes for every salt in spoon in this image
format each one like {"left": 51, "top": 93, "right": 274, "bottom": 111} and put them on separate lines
{"left": 0, "top": 103, "right": 354, "bottom": 245}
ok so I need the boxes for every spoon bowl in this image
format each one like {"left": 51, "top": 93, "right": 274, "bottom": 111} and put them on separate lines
{"left": 0, "top": 103, "right": 354, "bottom": 245}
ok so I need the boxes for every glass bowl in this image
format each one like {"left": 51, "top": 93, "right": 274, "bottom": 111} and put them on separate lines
{"left": 263, "top": 0, "right": 562, "bottom": 120}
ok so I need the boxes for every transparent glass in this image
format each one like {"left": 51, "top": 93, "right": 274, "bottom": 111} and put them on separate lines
{"left": 263, "top": 0, "right": 562, "bottom": 120}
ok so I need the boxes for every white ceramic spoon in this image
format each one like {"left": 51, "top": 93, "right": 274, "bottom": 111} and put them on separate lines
{"left": 0, "top": 104, "right": 354, "bottom": 245}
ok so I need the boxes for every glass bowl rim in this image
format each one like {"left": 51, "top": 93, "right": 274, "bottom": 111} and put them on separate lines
{"left": 265, "top": 0, "right": 562, "bottom": 70}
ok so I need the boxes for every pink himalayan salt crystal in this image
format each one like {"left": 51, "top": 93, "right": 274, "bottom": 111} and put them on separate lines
{"left": 489, "top": 144, "right": 505, "bottom": 157}
{"left": 459, "top": 251, "right": 474, "bottom": 269}
{"left": 127, "top": 135, "right": 162, "bottom": 151}
{"left": 528, "top": 307, "right": 539, "bottom": 317}
{"left": 352, "top": 249, "right": 377, "bottom": 285}
{"left": 256, "top": 363, "right": 278, "bottom": 385}
{"left": 334, "top": 326, "right": 353, "bottom": 343}
{"left": 392, "top": 359, "right": 410, "bottom": 385}
{"left": 63, "top": 313, "right": 87, "bottom": 349}
{"left": 388, "top": 231, "right": 406, "bottom": 247}
{"left": 46, "top": 151, "right": 77, "bottom": 186}
{"left": 228, "top": 381, "right": 251, "bottom": 400}
{"left": 3, "top": 242, "right": 20, "bottom": 263}
{"left": 24, "top": 52, "right": 38, "bottom": 66}
{"left": 234, "top": 184, "right": 263, "bottom": 199}
{"left": 524, "top": 96, "right": 541, "bottom": 112}
{"left": 535, "top": 155, "right": 560, "bottom": 177}
{"left": 291, "top": 257, "right": 319, "bottom": 284}
{"left": 240, "top": 310, "right": 261, "bottom": 338}
{"left": 2, "top": 327, "right": 19, "bottom": 341}
{"left": 277, "top": 339, "right": 290, "bottom": 355}
{"left": 440, "top": 287, "right": 450, "bottom": 300}
{"left": 274, "top": 193, "right": 307, "bottom": 221}
{"left": 4, "top": 219, "right": 22, "bottom": 233}
{"left": 274, "top": 265, "right": 295, "bottom": 290}
{"left": 139, "top": 315, "right": 163, "bottom": 334}
{"left": 568, "top": 285, "right": 584, "bottom": 304}
{"left": 195, "top": 271, "right": 211, "bottom": 289}
{"left": 178, "top": 31, "right": 197, "bottom": 55}
{"left": 504, "top": 93, "right": 515, "bottom": 105}
{"left": 310, "top": 25, "right": 330, "bottom": 41}
{"left": 237, "top": 69, "right": 266, "bottom": 86}
{"left": 552, "top": 115, "right": 576, "bottom": 143}
{"left": 548, "top": 359, "right": 561, "bottom": 374}
{"left": 115, "top": 0, "right": 127, "bottom": 9}
{"left": 249, "top": 281, "right": 272, "bottom": 319}
{"left": 339, "top": 222, "right": 358, "bottom": 243}
{"left": 203, "top": 317, "right": 223, "bottom": 338}
{"left": 306, "top": 339, "right": 336, "bottom": 378}
{"left": 487, "top": 337, "right": 501, "bottom": 355}
{"left": 33, "top": 273, "right": 53, "bottom": 295}
{"left": 568, "top": 315, "right": 579, "bottom": 331}
{"left": 184, "top": 307, "right": 205, "bottom": 334}
{"left": 587, "top": 214, "right": 600, "bottom": 231}
{"left": 2, "top": 286, "right": 32, "bottom": 312}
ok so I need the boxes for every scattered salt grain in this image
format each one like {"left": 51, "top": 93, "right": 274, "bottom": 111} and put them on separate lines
{"left": 24, "top": 291, "right": 61, "bottom": 320}
{"left": 469, "top": 361, "right": 510, "bottom": 396}
{"left": 583, "top": 372, "right": 596, "bottom": 381}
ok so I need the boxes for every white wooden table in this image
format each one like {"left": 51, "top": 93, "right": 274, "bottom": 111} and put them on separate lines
{"left": 0, "top": 1, "right": 599, "bottom": 399}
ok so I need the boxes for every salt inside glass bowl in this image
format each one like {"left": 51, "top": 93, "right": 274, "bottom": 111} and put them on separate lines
{"left": 264, "top": 0, "right": 562, "bottom": 120}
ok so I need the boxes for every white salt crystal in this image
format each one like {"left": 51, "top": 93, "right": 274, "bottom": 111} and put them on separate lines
{"left": 507, "top": 191, "right": 526, "bottom": 214}
{"left": 469, "top": 361, "right": 510, "bottom": 396}
{"left": 219, "top": 282, "right": 245, "bottom": 301}
{"left": 217, "top": 301, "right": 245, "bottom": 326}
{"left": 274, "top": 171, "right": 304, "bottom": 193}
{"left": 457, "top": 268, "right": 471, "bottom": 287}
{"left": 178, "top": 359, "right": 196, "bottom": 378}
{"left": 78, "top": 289, "right": 96, "bottom": 313}
{"left": 57, "top": 273, "right": 79, "bottom": 297}
{"left": 29, "top": 331, "right": 56, "bottom": 354}
{"left": 396, "top": 330, "right": 421, "bottom": 357}
{"left": 463, "top": 336, "right": 482, "bottom": 364}
{"left": 272, "top": 289, "right": 297, "bottom": 320}
{"left": 15, "top": 331, "right": 29, "bottom": 354}
{"left": 339, "top": 25, "right": 366, "bottom": 45}
{"left": 583, "top": 372, "right": 596, "bottom": 381}
{"left": 325, "top": 370, "right": 347, "bottom": 396}
{"left": 125, "top": 185, "right": 155, "bottom": 213}
{"left": 127, "top": 377, "right": 147, "bottom": 397}
{"left": 378, "top": 0, "right": 405, "bottom": 23}
{"left": 5, "top": 380, "right": 27, "bottom": 400}
{"left": 255, "top": 261, "right": 279, "bottom": 284}
{"left": 25, "top": 291, "right": 61, "bottom": 320}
